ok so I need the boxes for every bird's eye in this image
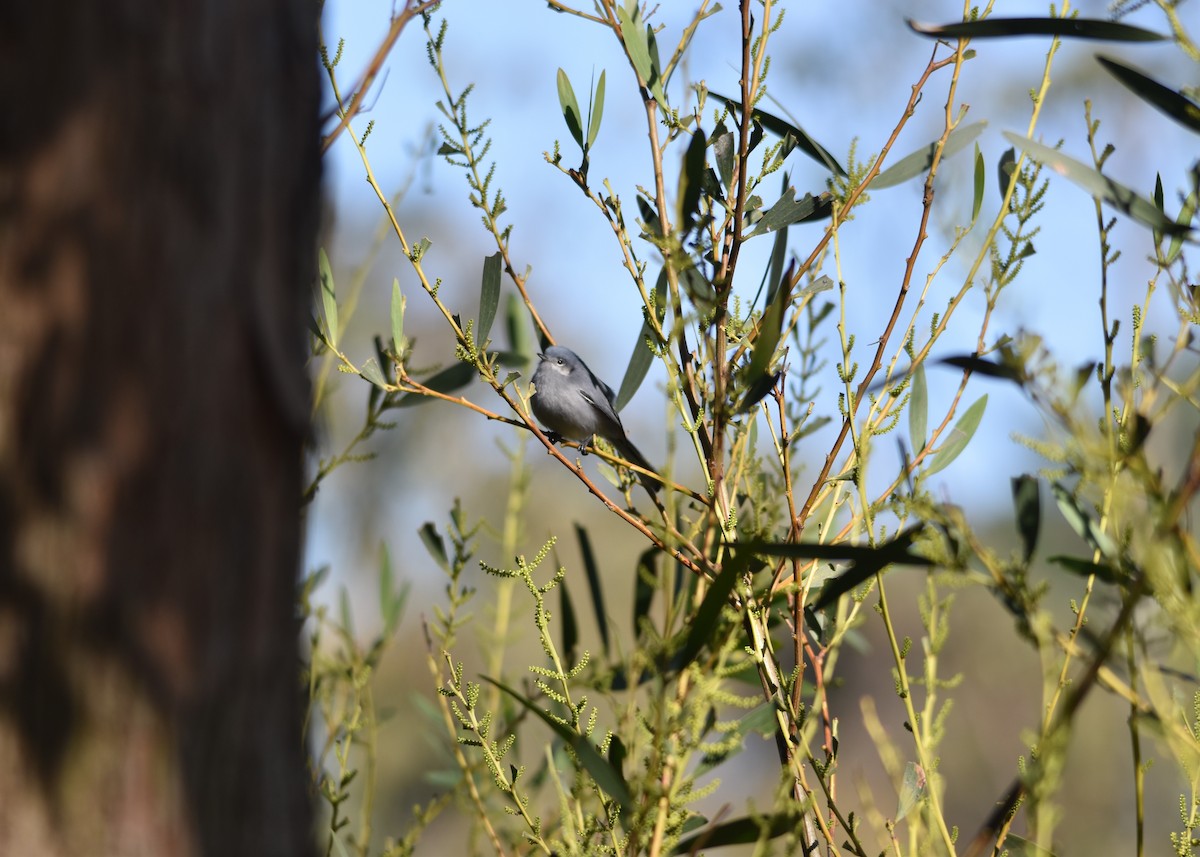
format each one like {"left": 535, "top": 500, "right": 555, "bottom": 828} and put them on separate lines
{"left": 556, "top": 358, "right": 564, "bottom": 365}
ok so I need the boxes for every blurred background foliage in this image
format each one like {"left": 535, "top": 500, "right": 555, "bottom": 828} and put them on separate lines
{"left": 302, "top": 1, "right": 1200, "bottom": 855}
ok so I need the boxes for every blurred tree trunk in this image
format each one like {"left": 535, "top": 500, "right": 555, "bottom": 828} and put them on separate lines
{"left": 0, "top": 2, "right": 319, "bottom": 856}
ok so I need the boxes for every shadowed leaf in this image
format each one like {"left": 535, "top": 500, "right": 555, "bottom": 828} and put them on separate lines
{"left": 909, "top": 365, "right": 928, "bottom": 454}
{"left": 677, "top": 127, "right": 707, "bottom": 233}
{"left": 575, "top": 524, "right": 610, "bottom": 656}
{"left": 672, "top": 809, "right": 810, "bottom": 853}
{"left": 397, "top": 362, "right": 475, "bottom": 406}
{"left": 1048, "top": 555, "right": 1121, "bottom": 585}
{"left": 897, "top": 761, "right": 928, "bottom": 822}
{"left": 1097, "top": 55, "right": 1200, "bottom": 134}
{"left": 560, "top": 577, "right": 578, "bottom": 668}
{"left": 749, "top": 187, "right": 831, "bottom": 236}
{"left": 908, "top": 17, "right": 1167, "bottom": 42}
{"left": 587, "top": 69, "right": 606, "bottom": 149}
{"left": 1050, "top": 482, "right": 1120, "bottom": 560}
{"left": 633, "top": 548, "right": 657, "bottom": 640}
{"left": 484, "top": 677, "right": 632, "bottom": 811}
{"left": 1012, "top": 475, "right": 1040, "bottom": 563}
{"left": 972, "top": 143, "right": 985, "bottom": 220}
{"left": 708, "top": 90, "right": 846, "bottom": 175}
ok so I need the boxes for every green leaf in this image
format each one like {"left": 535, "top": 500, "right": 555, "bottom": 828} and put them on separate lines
{"left": 419, "top": 522, "right": 450, "bottom": 572}
{"left": 505, "top": 292, "right": 535, "bottom": 368}
{"left": 1047, "top": 555, "right": 1121, "bottom": 585}
{"left": 748, "top": 187, "right": 830, "bottom": 236}
{"left": 1097, "top": 55, "right": 1200, "bottom": 135}
{"left": 674, "top": 552, "right": 746, "bottom": 674}
{"left": 896, "top": 762, "right": 927, "bottom": 822}
{"left": 677, "top": 128, "right": 707, "bottom": 234}
{"left": 614, "top": 324, "right": 654, "bottom": 413}
{"left": 938, "top": 354, "right": 1027, "bottom": 385}
{"left": 632, "top": 548, "right": 657, "bottom": 640}
{"left": 1166, "top": 190, "right": 1198, "bottom": 265}
{"left": 1012, "top": 475, "right": 1041, "bottom": 563}
{"left": 484, "top": 677, "right": 632, "bottom": 810}
{"left": 318, "top": 247, "right": 338, "bottom": 346}
{"left": 707, "top": 90, "right": 846, "bottom": 176}
{"left": 672, "top": 809, "right": 809, "bottom": 853}
{"left": 339, "top": 585, "right": 354, "bottom": 639}
{"left": 713, "top": 127, "right": 736, "bottom": 193}
{"left": 908, "top": 17, "right": 1167, "bottom": 42}
{"left": 556, "top": 68, "right": 584, "bottom": 148}
{"left": 748, "top": 266, "right": 788, "bottom": 380}
{"left": 873, "top": 121, "right": 987, "bottom": 189}
{"left": 397, "top": 363, "right": 475, "bottom": 407}
{"left": 575, "top": 524, "right": 610, "bottom": 657}
{"left": 972, "top": 142, "right": 985, "bottom": 221}
{"left": 478, "top": 252, "right": 502, "bottom": 346}
{"left": 360, "top": 358, "right": 388, "bottom": 389}
{"left": 741, "top": 529, "right": 935, "bottom": 611}
{"left": 766, "top": 199, "right": 790, "bottom": 309}
{"left": 998, "top": 146, "right": 1017, "bottom": 199}
{"left": 616, "top": 5, "right": 666, "bottom": 111}
{"left": 925, "top": 394, "right": 987, "bottom": 476}
{"left": 909, "top": 365, "right": 928, "bottom": 454}
{"left": 1002, "top": 131, "right": 1189, "bottom": 235}
{"left": 1050, "top": 482, "right": 1120, "bottom": 560}
{"left": 560, "top": 577, "right": 579, "bottom": 668}
{"left": 390, "top": 278, "right": 406, "bottom": 355}
{"left": 587, "top": 69, "right": 606, "bottom": 149}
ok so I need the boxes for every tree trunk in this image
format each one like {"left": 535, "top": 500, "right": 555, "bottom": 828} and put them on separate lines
{"left": 0, "top": 2, "right": 319, "bottom": 855}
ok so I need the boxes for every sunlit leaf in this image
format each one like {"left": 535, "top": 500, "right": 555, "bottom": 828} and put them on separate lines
{"left": 318, "top": 247, "right": 338, "bottom": 346}
{"left": 925, "top": 395, "right": 987, "bottom": 476}
{"left": 556, "top": 67, "right": 584, "bottom": 148}
{"left": 896, "top": 761, "right": 927, "bottom": 822}
{"left": 972, "top": 143, "right": 985, "bottom": 221}
{"left": 873, "top": 121, "right": 986, "bottom": 188}
{"left": 909, "top": 365, "right": 928, "bottom": 453}
{"left": 1050, "top": 482, "right": 1120, "bottom": 561}
{"left": 478, "top": 252, "right": 502, "bottom": 345}
{"left": 1003, "top": 131, "right": 1188, "bottom": 235}
{"left": 390, "top": 278, "right": 405, "bottom": 355}
{"left": 587, "top": 69, "right": 607, "bottom": 149}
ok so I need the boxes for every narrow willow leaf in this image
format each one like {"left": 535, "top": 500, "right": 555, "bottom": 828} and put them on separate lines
{"left": 677, "top": 128, "right": 707, "bottom": 234}
{"left": 873, "top": 121, "right": 987, "bottom": 188}
{"left": 617, "top": 6, "right": 656, "bottom": 103}
{"left": 556, "top": 68, "right": 584, "bottom": 148}
{"left": 419, "top": 522, "right": 449, "bottom": 572}
{"left": 972, "top": 142, "right": 985, "bottom": 221}
{"left": 396, "top": 363, "right": 475, "bottom": 407}
{"left": 713, "top": 127, "right": 736, "bottom": 193}
{"left": 575, "top": 524, "right": 610, "bottom": 657}
{"left": 1012, "top": 475, "right": 1041, "bottom": 563}
{"left": 378, "top": 542, "right": 396, "bottom": 629}
{"left": 998, "top": 146, "right": 1017, "bottom": 199}
{"left": 925, "top": 394, "right": 987, "bottom": 476}
{"left": 908, "top": 17, "right": 1167, "bottom": 42}
{"left": 1003, "top": 131, "right": 1188, "bottom": 235}
{"left": 318, "top": 247, "right": 338, "bottom": 346}
{"left": 674, "top": 551, "right": 747, "bottom": 674}
{"left": 339, "top": 585, "right": 354, "bottom": 639}
{"left": 909, "top": 365, "right": 928, "bottom": 453}
{"left": 1167, "top": 191, "right": 1198, "bottom": 265}
{"left": 390, "top": 278, "right": 405, "bottom": 355}
{"left": 360, "top": 358, "right": 388, "bottom": 389}
{"left": 505, "top": 292, "right": 534, "bottom": 368}
{"left": 485, "top": 677, "right": 632, "bottom": 810}
{"left": 896, "top": 762, "right": 928, "bottom": 822}
{"left": 707, "top": 90, "right": 846, "bottom": 176}
{"left": 632, "top": 548, "right": 657, "bottom": 640}
{"left": 614, "top": 324, "right": 654, "bottom": 413}
{"left": 478, "top": 252, "right": 502, "bottom": 345}
{"left": 1097, "top": 55, "right": 1200, "bottom": 134}
{"left": 560, "top": 577, "right": 579, "bottom": 668}
{"left": 766, "top": 202, "right": 789, "bottom": 308}
{"left": 751, "top": 528, "right": 936, "bottom": 611}
{"left": 672, "top": 810, "right": 808, "bottom": 853}
{"left": 748, "top": 187, "right": 830, "bottom": 236}
{"left": 1050, "top": 482, "right": 1120, "bottom": 560}
{"left": 587, "top": 69, "right": 606, "bottom": 149}
{"left": 1048, "top": 555, "right": 1121, "bottom": 584}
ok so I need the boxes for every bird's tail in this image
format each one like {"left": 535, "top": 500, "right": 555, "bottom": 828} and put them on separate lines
{"left": 615, "top": 437, "right": 660, "bottom": 495}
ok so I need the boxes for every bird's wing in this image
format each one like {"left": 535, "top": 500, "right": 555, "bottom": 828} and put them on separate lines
{"left": 578, "top": 387, "right": 626, "bottom": 437}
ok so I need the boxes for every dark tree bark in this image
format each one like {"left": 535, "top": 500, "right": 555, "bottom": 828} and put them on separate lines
{"left": 0, "top": 2, "right": 319, "bottom": 855}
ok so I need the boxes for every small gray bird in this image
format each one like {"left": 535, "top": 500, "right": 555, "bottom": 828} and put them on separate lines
{"left": 531, "top": 345, "right": 657, "bottom": 491}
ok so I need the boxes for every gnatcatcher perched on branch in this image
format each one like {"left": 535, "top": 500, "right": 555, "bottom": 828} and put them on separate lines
{"left": 530, "top": 346, "right": 658, "bottom": 492}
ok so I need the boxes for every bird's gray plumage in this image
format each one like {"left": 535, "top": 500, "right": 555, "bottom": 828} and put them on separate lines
{"left": 531, "top": 346, "right": 657, "bottom": 490}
